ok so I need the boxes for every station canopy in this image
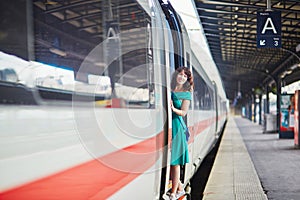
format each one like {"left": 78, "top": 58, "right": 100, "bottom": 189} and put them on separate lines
{"left": 194, "top": 0, "right": 300, "bottom": 102}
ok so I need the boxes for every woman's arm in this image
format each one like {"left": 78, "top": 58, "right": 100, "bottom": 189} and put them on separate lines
{"left": 171, "top": 99, "right": 190, "bottom": 116}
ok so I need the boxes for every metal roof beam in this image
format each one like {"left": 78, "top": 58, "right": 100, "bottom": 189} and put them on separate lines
{"left": 197, "top": 0, "right": 300, "bottom": 14}
{"left": 43, "top": 0, "right": 100, "bottom": 14}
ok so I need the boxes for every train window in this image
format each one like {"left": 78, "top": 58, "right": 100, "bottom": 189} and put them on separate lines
{"left": 186, "top": 52, "right": 190, "bottom": 68}
{"left": 34, "top": 1, "right": 154, "bottom": 108}
{"left": 166, "top": 22, "right": 176, "bottom": 74}
{"left": 99, "top": 3, "right": 154, "bottom": 109}
{"left": 0, "top": 1, "right": 155, "bottom": 108}
{"left": 192, "top": 68, "right": 213, "bottom": 110}
{"left": 160, "top": 1, "right": 184, "bottom": 69}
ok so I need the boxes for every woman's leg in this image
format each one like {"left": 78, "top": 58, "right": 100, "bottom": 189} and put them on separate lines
{"left": 171, "top": 165, "right": 180, "bottom": 194}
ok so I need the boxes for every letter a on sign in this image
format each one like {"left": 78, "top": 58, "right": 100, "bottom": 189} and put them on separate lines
{"left": 257, "top": 11, "right": 281, "bottom": 48}
{"left": 262, "top": 18, "right": 277, "bottom": 34}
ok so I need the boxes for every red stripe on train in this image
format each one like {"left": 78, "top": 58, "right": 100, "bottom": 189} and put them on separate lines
{"left": 189, "top": 117, "right": 216, "bottom": 142}
{"left": 0, "top": 116, "right": 224, "bottom": 199}
{"left": 0, "top": 133, "right": 164, "bottom": 200}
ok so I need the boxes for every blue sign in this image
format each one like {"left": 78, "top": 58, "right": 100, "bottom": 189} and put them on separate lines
{"left": 257, "top": 11, "right": 281, "bottom": 48}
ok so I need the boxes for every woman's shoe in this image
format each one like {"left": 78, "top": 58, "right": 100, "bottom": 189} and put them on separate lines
{"left": 162, "top": 193, "right": 176, "bottom": 200}
{"left": 175, "top": 190, "right": 185, "bottom": 199}
{"left": 169, "top": 193, "right": 176, "bottom": 200}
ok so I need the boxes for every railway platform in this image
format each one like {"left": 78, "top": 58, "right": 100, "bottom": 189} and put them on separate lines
{"left": 203, "top": 116, "right": 300, "bottom": 200}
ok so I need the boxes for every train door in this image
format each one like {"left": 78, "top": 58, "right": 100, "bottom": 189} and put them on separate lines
{"left": 213, "top": 82, "right": 219, "bottom": 137}
{"left": 171, "top": 5, "right": 195, "bottom": 188}
{"left": 180, "top": 21, "right": 195, "bottom": 186}
{"left": 158, "top": 25, "right": 174, "bottom": 199}
{"left": 158, "top": 0, "right": 195, "bottom": 197}
{"left": 157, "top": 3, "right": 175, "bottom": 195}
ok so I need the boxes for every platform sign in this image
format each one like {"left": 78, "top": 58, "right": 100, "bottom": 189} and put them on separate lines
{"left": 257, "top": 11, "right": 281, "bottom": 48}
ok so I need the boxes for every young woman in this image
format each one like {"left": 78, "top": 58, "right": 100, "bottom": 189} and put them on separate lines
{"left": 169, "top": 66, "right": 194, "bottom": 200}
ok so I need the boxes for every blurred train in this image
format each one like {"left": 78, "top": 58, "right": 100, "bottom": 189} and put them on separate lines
{"left": 0, "top": 0, "right": 228, "bottom": 199}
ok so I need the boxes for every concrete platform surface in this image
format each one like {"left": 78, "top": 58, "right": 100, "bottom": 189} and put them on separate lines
{"left": 236, "top": 117, "right": 300, "bottom": 200}
{"left": 203, "top": 116, "right": 268, "bottom": 200}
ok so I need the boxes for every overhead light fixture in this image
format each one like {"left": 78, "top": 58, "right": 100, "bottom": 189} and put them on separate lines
{"left": 296, "top": 44, "right": 300, "bottom": 52}
{"left": 285, "top": 69, "right": 293, "bottom": 75}
{"left": 290, "top": 64, "right": 299, "bottom": 70}
{"left": 94, "top": 62, "right": 106, "bottom": 67}
{"left": 45, "top": 0, "right": 58, "bottom": 5}
{"left": 49, "top": 48, "right": 67, "bottom": 57}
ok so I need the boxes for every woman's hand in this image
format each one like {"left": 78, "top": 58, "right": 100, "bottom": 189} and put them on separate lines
{"left": 171, "top": 100, "right": 183, "bottom": 115}
{"left": 171, "top": 99, "right": 190, "bottom": 116}
{"left": 170, "top": 100, "right": 174, "bottom": 111}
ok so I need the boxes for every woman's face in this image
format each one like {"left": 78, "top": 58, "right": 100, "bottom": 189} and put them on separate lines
{"left": 176, "top": 70, "right": 188, "bottom": 85}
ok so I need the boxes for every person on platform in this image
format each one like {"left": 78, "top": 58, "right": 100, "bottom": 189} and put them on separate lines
{"left": 168, "top": 66, "right": 194, "bottom": 200}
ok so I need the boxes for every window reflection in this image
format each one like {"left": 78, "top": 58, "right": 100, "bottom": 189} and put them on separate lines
{"left": 0, "top": 0, "right": 155, "bottom": 108}
{"left": 193, "top": 68, "right": 213, "bottom": 110}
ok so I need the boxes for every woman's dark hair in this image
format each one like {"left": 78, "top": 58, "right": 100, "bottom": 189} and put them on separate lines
{"left": 171, "top": 66, "right": 194, "bottom": 91}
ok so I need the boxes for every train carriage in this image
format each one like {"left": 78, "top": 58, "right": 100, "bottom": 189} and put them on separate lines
{"left": 0, "top": 0, "right": 228, "bottom": 199}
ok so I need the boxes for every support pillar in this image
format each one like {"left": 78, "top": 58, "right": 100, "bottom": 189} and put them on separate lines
{"left": 276, "top": 77, "right": 281, "bottom": 133}
{"left": 254, "top": 95, "right": 257, "bottom": 123}
{"left": 266, "top": 85, "right": 270, "bottom": 114}
{"left": 259, "top": 94, "right": 262, "bottom": 125}
{"left": 248, "top": 97, "right": 252, "bottom": 121}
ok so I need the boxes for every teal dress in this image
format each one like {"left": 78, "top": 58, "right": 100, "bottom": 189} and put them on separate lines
{"left": 171, "top": 91, "right": 191, "bottom": 166}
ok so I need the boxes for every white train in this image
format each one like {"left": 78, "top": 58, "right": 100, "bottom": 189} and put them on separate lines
{"left": 0, "top": 0, "right": 228, "bottom": 199}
